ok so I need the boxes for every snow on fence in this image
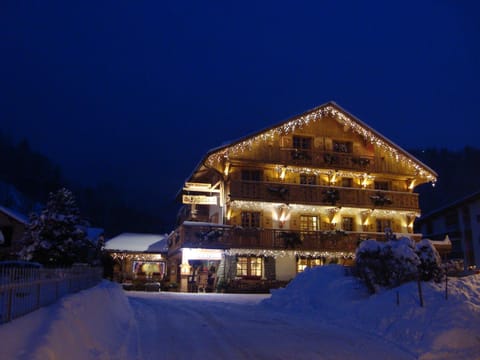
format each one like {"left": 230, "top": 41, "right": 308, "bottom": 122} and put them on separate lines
{"left": 0, "top": 266, "right": 102, "bottom": 324}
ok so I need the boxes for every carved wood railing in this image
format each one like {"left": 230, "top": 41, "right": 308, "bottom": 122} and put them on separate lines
{"left": 169, "top": 224, "right": 422, "bottom": 254}
{"left": 229, "top": 180, "right": 419, "bottom": 211}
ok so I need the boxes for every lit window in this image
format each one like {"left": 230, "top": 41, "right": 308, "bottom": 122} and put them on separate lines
{"left": 297, "top": 258, "right": 324, "bottom": 273}
{"left": 237, "top": 257, "right": 248, "bottom": 276}
{"left": 300, "top": 216, "right": 318, "bottom": 231}
{"left": 237, "top": 256, "right": 262, "bottom": 277}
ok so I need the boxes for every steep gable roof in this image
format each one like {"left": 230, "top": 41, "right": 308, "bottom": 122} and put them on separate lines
{"left": 0, "top": 205, "right": 29, "bottom": 225}
{"left": 190, "top": 101, "right": 437, "bottom": 184}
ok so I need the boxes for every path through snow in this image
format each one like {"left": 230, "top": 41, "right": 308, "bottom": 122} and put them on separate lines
{"left": 127, "top": 292, "right": 415, "bottom": 360}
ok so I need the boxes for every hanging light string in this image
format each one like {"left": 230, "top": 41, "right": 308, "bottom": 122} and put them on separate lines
{"left": 205, "top": 105, "right": 437, "bottom": 184}
{"left": 224, "top": 248, "right": 354, "bottom": 259}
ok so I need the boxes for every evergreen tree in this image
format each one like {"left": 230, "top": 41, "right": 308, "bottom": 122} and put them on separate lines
{"left": 18, "top": 188, "right": 94, "bottom": 266}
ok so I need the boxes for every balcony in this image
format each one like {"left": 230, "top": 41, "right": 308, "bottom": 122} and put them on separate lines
{"left": 229, "top": 180, "right": 419, "bottom": 211}
{"left": 169, "top": 223, "right": 422, "bottom": 255}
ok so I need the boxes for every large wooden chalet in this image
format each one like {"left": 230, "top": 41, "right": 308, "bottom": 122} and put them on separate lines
{"left": 167, "top": 102, "right": 438, "bottom": 292}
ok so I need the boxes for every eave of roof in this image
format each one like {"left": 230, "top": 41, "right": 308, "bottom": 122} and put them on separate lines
{"left": 0, "top": 205, "right": 29, "bottom": 224}
{"left": 187, "top": 101, "right": 437, "bottom": 182}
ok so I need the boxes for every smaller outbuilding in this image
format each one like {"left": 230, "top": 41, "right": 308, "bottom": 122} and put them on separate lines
{"left": 0, "top": 205, "right": 29, "bottom": 260}
{"left": 104, "top": 233, "right": 169, "bottom": 290}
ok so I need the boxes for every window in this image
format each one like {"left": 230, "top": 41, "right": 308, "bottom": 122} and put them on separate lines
{"left": 241, "top": 211, "right": 261, "bottom": 228}
{"left": 300, "top": 174, "right": 316, "bottom": 185}
{"left": 297, "top": 258, "right": 324, "bottom": 273}
{"left": 333, "top": 140, "right": 352, "bottom": 153}
{"left": 300, "top": 215, "right": 318, "bottom": 231}
{"left": 376, "top": 219, "right": 392, "bottom": 233}
{"left": 0, "top": 227, "right": 13, "bottom": 247}
{"left": 341, "top": 177, "right": 353, "bottom": 187}
{"left": 241, "top": 169, "right": 262, "bottom": 181}
{"left": 293, "top": 136, "right": 312, "bottom": 150}
{"left": 374, "top": 181, "right": 389, "bottom": 191}
{"left": 237, "top": 256, "right": 262, "bottom": 277}
{"left": 342, "top": 217, "right": 354, "bottom": 231}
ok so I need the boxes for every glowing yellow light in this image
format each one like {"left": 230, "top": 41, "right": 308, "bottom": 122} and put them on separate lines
{"left": 408, "top": 179, "right": 416, "bottom": 190}
{"left": 180, "top": 263, "right": 191, "bottom": 275}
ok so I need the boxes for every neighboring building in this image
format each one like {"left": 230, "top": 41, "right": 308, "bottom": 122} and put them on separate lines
{"left": 168, "top": 101, "right": 438, "bottom": 292}
{"left": 417, "top": 190, "right": 480, "bottom": 269}
{"left": 0, "top": 205, "right": 28, "bottom": 260}
{"left": 104, "top": 233, "right": 168, "bottom": 284}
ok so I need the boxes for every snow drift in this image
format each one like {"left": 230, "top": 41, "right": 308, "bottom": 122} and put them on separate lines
{"left": 262, "top": 265, "right": 480, "bottom": 359}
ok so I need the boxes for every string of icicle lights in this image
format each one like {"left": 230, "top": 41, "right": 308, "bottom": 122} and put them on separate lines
{"left": 224, "top": 248, "right": 355, "bottom": 259}
{"left": 205, "top": 105, "right": 437, "bottom": 183}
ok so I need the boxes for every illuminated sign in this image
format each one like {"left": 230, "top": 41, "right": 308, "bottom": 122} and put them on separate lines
{"left": 182, "top": 248, "right": 223, "bottom": 261}
{"left": 182, "top": 195, "right": 217, "bottom": 205}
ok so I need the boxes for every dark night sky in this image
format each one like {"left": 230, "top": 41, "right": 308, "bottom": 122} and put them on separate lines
{"left": 1, "top": 1, "right": 479, "bottom": 218}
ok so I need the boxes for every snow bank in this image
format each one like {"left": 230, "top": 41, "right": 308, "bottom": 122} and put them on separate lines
{"left": 262, "top": 265, "right": 480, "bottom": 359}
{"left": 0, "top": 280, "right": 139, "bottom": 360}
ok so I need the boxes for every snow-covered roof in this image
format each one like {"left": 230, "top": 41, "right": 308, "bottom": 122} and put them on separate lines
{"left": 0, "top": 205, "right": 29, "bottom": 224}
{"left": 420, "top": 189, "right": 480, "bottom": 220}
{"left": 104, "top": 233, "right": 168, "bottom": 253}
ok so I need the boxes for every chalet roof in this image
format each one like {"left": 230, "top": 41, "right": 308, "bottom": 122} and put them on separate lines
{"left": 105, "top": 233, "right": 168, "bottom": 253}
{"left": 187, "top": 101, "right": 437, "bottom": 184}
{"left": 0, "top": 205, "right": 29, "bottom": 224}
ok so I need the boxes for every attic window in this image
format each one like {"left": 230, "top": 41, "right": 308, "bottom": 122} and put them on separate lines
{"left": 293, "top": 136, "right": 312, "bottom": 150}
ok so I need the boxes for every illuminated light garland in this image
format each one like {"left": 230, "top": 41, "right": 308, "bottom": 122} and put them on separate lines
{"left": 109, "top": 252, "right": 165, "bottom": 261}
{"left": 205, "top": 105, "right": 437, "bottom": 184}
{"left": 229, "top": 200, "right": 420, "bottom": 218}
{"left": 224, "top": 248, "right": 355, "bottom": 259}
{"left": 273, "top": 166, "right": 376, "bottom": 183}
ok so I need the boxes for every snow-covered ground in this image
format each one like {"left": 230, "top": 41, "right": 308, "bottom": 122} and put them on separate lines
{"left": 0, "top": 265, "right": 479, "bottom": 359}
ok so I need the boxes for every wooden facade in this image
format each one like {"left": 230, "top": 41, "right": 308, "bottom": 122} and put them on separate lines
{"left": 169, "top": 102, "right": 437, "bottom": 292}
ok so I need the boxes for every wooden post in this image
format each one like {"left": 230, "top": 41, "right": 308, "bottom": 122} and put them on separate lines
{"left": 6, "top": 287, "right": 13, "bottom": 322}
{"left": 445, "top": 271, "right": 448, "bottom": 300}
{"left": 417, "top": 277, "right": 424, "bottom": 307}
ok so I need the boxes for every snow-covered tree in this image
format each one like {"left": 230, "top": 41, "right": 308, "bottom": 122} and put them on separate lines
{"left": 355, "top": 236, "right": 438, "bottom": 293}
{"left": 18, "top": 188, "right": 94, "bottom": 266}
{"left": 415, "top": 239, "right": 443, "bottom": 282}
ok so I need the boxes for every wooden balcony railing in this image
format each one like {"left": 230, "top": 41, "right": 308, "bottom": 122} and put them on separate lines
{"left": 229, "top": 180, "right": 419, "bottom": 211}
{"left": 279, "top": 148, "right": 375, "bottom": 172}
{"left": 170, "top": 224, "right": 422, "bottom": 254}
{"left": 232, "top": 148, "right": 418, "bottom": 176}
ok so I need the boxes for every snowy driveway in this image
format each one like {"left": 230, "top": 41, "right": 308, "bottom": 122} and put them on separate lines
{"left": 127, "top": 292, "right": 415, "bottom": 360}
